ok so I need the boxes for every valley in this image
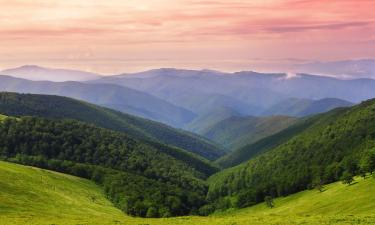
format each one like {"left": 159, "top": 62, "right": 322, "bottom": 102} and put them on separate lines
{"left": 1, "top": 1, "right": 374, "bottom": 224}
{"left": 1, "top": 161, "right": 374, "bottom": 225}
{"left": 0, "top": 68, "right": 375, "bottom": 224}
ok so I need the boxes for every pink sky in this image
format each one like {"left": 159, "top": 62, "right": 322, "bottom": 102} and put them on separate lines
{"left": 0, "top": 0, "right": 374, "bottom": 74}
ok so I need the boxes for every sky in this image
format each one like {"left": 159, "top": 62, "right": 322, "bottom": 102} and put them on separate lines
{"left": 0, "top": 0, "right": 374, "bottom": 74}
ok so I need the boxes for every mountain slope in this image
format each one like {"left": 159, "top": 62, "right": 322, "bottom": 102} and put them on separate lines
{"left": 0, "top": 75, "right": 195, "bottom": 128}
{"left": 1, "top": 65, "right": 102, "bottom": 82}
{"left": 0, "top": 116, "right": 215, "bottom": 217}
{"left": 202, "top": 115, "right": 298, "bottom": 150}
{"left": 263, "top": 98, "right": 354, "bottom": 117}
{"left": 216, "top": 116, "right": 318, "bottom": 168}
{"left": 207, "top": 99, "right": 375, "bottom": 210}
{"left": 1, "top": 160, "right": 374, "bottom": 224}
{"left": 0, "top": 92, "right": 224, "bottom": 160}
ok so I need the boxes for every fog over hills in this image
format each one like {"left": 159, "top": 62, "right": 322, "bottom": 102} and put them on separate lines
{"left": 294, "top": 59, "right": 375, "bottom": 79}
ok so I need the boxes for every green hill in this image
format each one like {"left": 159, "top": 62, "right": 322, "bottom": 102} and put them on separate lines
{"left": 0, "top": 116, "right": 218, "bottom": 217}
{"left": 208, "top": 99, "right": 375, "bottom": 210}
{"left": 216, "top": 115, "right": 319, "bottom": 168}
{"left": 1, "top": 160, "right": 374, "bottom": 224}
{"left": 0, "top": 92, "right": 224, "bottom": 160}
{"left": 202, "top": 115, "right": 298, "bottom": 150}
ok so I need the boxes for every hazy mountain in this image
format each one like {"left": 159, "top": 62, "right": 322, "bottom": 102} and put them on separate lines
{"left": 91, "top": 70, "right": 286, "bottom": 112}
{"left": 0, "top": 75, "right": 195, "bottom": 127}
{"left": 263, "top": 98, "right": 354, "bottom": 117}
{"left": 91, "top": 69, "right": 375, "bottom": 117}
{"left": 294, "top": 59, "right": 375, "bottom": 79}
{"left": 1, "top": 65, "right": 102, "bottom": 82}
{"left": 202, "top": 115, "right": 298, "bottom": 150}
{"left": 110, "top": 68, "right": 227, "bottom": 79}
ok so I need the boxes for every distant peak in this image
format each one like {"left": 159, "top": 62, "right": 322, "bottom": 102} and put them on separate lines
{"left": 14, "top": 65, "right": 45, "bottom": 70}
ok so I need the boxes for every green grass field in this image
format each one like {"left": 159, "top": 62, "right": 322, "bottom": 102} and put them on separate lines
{"left": 0, "top": 160, "right": 374, "bottom": 225}
{"left": 0, "top": 114, "right": 7, "bottom": 121}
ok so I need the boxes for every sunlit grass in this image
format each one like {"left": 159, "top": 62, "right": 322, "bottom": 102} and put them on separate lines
{"left": 0, "top": 160, "right": 374, "bottom": 225}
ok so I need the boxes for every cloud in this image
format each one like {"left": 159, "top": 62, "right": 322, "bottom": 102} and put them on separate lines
{"left": 267, "top": 21, "right": 372, "bottom": 33}
{"left": 0, "top": 0, "right": 374, "bottom": 73}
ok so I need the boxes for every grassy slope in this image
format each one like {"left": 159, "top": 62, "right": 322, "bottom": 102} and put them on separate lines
{"left": 0, "top": 114, "right": 6, "bottom": 121}
{"left": 1, "top": 160, "right": 374, "bottom": 225}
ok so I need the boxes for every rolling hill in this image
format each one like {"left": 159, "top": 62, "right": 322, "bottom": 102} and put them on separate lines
{"left": 263, "top": 97, "right": 354, "bottom": 117}
{"left": 0, "top": 116, "right": 217, "bottom": 217}
{"left": 0, "top": 92, "right": 224, "bottom": 160}
{"left": 207, "top": 99, "right": 375, "bottom": 210}
{"left": 0, "top": 75, "right": 195, "bottom": 128}
{"left": 1, "top": 160, "right": 374, "bottom": 224}
{"left": 201, "top": 115, "right": 298, "bottom": 150}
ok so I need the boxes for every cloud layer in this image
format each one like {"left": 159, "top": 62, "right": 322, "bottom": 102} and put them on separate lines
{"left": 0, "top": 0, "right": 374, "bottom": 73}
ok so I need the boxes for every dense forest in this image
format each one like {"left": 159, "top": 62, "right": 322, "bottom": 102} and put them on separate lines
{"left": 0, "top": 92, "right": 224, "bottom": 160}
{"left": 0, "top": 116, "right": 215, "bottom": 217}
{"left": 207, "top": 101, "right": 375, "bottom": 212}
{"left": 1, "top": 92, "right": 375, "bottom": 218}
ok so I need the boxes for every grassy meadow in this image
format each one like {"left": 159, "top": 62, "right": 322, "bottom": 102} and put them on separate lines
{"left": 0, "top": 114, "right": 7, "bottom": 121}
{"left": 0, "top": 160, "right": 374, "bottom": 225}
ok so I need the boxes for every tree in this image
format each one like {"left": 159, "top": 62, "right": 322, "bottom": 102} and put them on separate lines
{"left": 146, "top": 206, "right": 158, "bottom": 218}
{"left": 359, "top": 167, "right": 367, "bottom": 179}
{"left": 313, "top": 179, "right": 324, "bottom": 192}
{"left": 361, "top": 150, "right": 375, "bottom": 174}
{"left": 264, "top": 196, "right": 274, "bottom": 208}
{"left": 341, "top": 171, "right": 354, "bottom": 185}
{"left": 198, "top": 204, "right": 215, "bottom": 216}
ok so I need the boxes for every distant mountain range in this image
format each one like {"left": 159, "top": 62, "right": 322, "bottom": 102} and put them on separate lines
{"left": 294, "top": 59, "right": 375, "bottom": 79}
{"left": 1, "top": 65, "right": 102, "bottom": 82}
{"left": 0, "top": 75, "right": 194, "bottom": 128}
{"left": 1, "top": 65, "right": 373, "bottom": 147}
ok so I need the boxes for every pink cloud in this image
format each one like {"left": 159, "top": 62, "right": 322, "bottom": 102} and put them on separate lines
{"left": 0, "top": 0, "right": 374, "bottom": 73}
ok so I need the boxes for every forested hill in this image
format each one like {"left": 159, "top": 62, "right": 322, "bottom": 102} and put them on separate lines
{"left": 201, "top": 115, "right": 298, "bottom": 150}
{"left": 207, "top": 99, "right": 375, "bottom": 211}
{"left": 0, "top": 116, "right": 215, "bottom": 217}
{"left": 0, "top": 92, "right": 224, "bottom": 160}
{"left": 216, "top": 115, "right": 320, "bottom": 168}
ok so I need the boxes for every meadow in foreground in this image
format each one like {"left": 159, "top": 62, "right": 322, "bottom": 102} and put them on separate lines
{"left": 0, "top": 161, "right": 374, "bottom": 225}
